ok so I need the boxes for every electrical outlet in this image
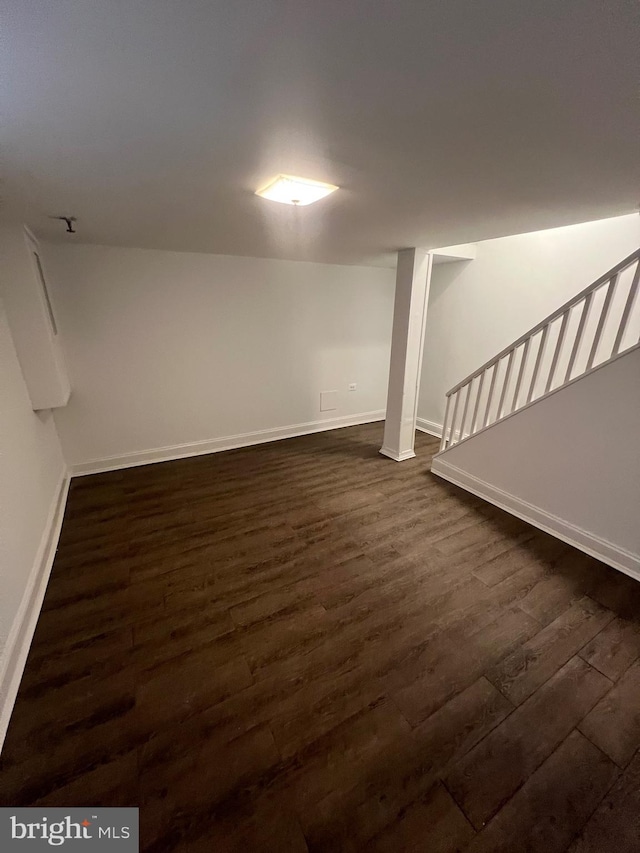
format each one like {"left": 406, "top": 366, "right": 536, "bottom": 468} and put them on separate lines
{"left": 348, "top": 383, "right": 357, "bottom": 391}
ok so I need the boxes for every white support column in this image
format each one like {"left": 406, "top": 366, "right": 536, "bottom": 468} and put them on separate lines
{"left": 380, "top": 248, "right": 433, "bottom": 461}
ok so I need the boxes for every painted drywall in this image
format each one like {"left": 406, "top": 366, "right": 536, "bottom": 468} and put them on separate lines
{"left": 432, "top": 346, "right": 640, "bottom": 574}
{"left": 4, "top": 2, "right": 639, "bottom": 264}
{"left": 419, "top": 214, "right": 640, "bottom": 431}
{"left": 44, "top": 244, "right": 395, "bottom": 468}
{"left": 0, "top": 225, "right": 70, "bottom": 410}
{"left": 0, "top": 293, "right": 65, "bottom": 645}
{"left": 0, "top": 262, "right": 66, "bottom": 738}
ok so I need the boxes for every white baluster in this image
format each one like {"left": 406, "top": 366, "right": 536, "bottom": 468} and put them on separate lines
{"left": 435, "top": 250, "right": 640, "bottom": 459}
{"left": 449, "top": 388, "right": 462, "bottom": 447}
{"left": 564, "top": 292, "right": 593, "bottom": 383}
{"left": 471, "top": 369, "right": 486, "bottom": 434}
{"left": 497, "top": 350, "right": 515, "bottom": 419}
{"left": 612, "top": 260, "right": 640, "bottom": 356}
{"left": 459, "top": 380, "right": 473, "bottom": 440}
{"left": 526, "top": 325, "right": 549, "bottom": 404}
{"left": 586, "top": 275, "right": 617, "bottom": 370}
{"left": 545, "top": 311, "right": 570, "bottom": 393}
{"left": 483, "top": 363, "right": 499, "bottom": 427}
{"left": 512, "top": 338, "right": 531, "bottom": 412}
{"left": 440, "top": 394, "right": 452, "bottom": 451}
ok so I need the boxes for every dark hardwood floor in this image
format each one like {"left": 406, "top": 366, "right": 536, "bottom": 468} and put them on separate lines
{"left": 2, "top": 422, "right": 640, "bottom": 851}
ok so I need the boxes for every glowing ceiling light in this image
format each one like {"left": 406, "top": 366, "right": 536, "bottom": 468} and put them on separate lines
{"left": 255, "top": 174, "right": 339, "bottom": 206}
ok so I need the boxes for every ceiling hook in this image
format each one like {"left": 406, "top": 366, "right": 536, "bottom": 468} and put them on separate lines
{"left": 50, "top": 215, "right": 77, "bottom": 233}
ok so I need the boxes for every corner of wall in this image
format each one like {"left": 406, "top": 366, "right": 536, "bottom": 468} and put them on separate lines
{"left": 0, "top": 470, "right": 70, "bottom": 752}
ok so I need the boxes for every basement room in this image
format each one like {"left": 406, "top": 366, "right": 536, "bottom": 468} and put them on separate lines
{"left": 1, "top": 2, "right": 639, "bottom": 851}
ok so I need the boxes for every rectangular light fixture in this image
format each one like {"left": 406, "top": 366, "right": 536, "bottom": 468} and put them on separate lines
{"left": 255, "top": 174, "right": 339, "bottom": 206}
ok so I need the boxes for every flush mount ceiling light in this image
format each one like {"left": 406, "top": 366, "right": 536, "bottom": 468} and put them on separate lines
{"left": 255, "top": 174, "right": 339, "bottom": 206}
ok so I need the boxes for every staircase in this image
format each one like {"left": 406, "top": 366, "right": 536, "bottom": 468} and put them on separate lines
{"left": 431, "top": 248, "right": 640, "bottom": 577}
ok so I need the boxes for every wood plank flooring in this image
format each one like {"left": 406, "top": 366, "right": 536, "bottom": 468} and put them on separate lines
{"left": 2, "top": 422, "right": 640, "bottom": 851}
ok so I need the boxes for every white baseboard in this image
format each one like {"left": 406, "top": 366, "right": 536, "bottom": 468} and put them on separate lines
{"left": 71, "top": 410, "right": 386, "bottom": 476}
{"left": 0, "top": 470, "right": 70, "bottom": 753}
{"left": 430, "top": 457, "right": 640, "bottom": 580}
{"left": 416, "top": 417, "right": 442, "bottom": 438}
{"left": 379, "top": 446, "right": 416, "bottom": 462}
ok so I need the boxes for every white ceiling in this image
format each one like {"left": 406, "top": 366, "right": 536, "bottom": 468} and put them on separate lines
{"left": 2, "top": 0, "right": 639, "bottom": 267}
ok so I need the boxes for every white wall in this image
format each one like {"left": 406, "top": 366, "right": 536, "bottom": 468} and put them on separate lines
{"left": 419, "top": 214, "right": 640, "bottom": 430}
{"left": 44, "top": 244, "right": 395, "bottom": 469}
{"left": 432, "top": 346, "right": 640, "bottom": 576}
{"left": 0, "top": 228, "right": 66, "bottom": 744}
{"left": 0, "top": 226, "right": 70, "bottom": 410}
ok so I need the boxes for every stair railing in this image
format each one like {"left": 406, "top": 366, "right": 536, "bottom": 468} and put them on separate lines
{"left": 439, "top": 247, "right": 640, "bottom": 452}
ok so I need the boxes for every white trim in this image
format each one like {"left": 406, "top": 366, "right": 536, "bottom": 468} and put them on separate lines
{"left": 71, "top": 411, "right": 386, "bottom": 476}
{"left": 0, "top": 470, "right": 70, "bottom": 752}
{"left": 379, "top": 446, "right": 416, "bottom": 462}
{"left": 432, "top": 243, "right": 477, "bottom": 264}
{"left": 410, "top": 251, "right": 433, "bottom": 440}
{"left": 443, "top": 250, "right": 640, "bottom": 398}
{"left": 436, "top": 341, "right": 640, "bottom": 459}
{"left": 430, "top": 457, "right": 640, "bottom": 580}
{"left": 416, "top": 417, "right": 442, "bottom": 438}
